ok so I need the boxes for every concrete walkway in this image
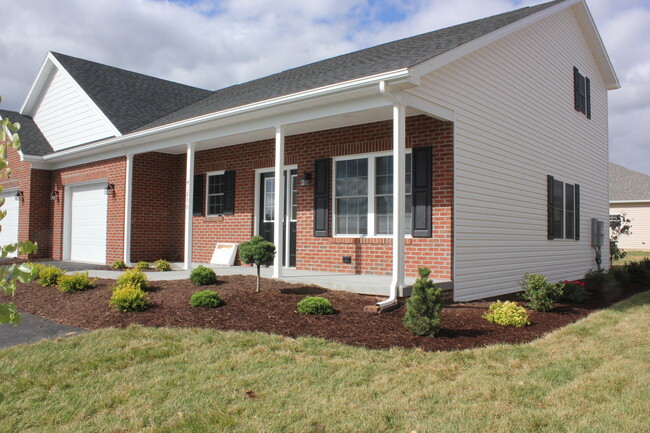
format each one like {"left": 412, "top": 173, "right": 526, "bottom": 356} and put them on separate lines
{"left": 42, "top": 260, "right": 452, "bottom": 297}
{"left": 0, "top": 312, "right": 86, "bottom": 349}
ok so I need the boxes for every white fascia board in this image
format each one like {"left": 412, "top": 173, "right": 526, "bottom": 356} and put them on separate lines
{"left": 42, "top": 70, "right": 408, "bottom": 165}
{"left": 20, "top": 54, "right": 56, "bottom": 115}
{"left": 21, "top": 154, "right": 49, "bottom": 170}
{"left": 401, "top": 91, "right": 455, "bottom": 122}
{"left": 409, "top": 0, "right": 583, "bottom": 80}
{"left": 47, "top": 53, "right": 123, "bottom": 138}
{"left": 610, "top": 200, "right": 650, "bottom": 205}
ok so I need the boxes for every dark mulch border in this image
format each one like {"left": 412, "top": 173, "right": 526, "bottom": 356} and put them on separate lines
{"left": 2, "top": 272, "right": 647, "bottom": 351}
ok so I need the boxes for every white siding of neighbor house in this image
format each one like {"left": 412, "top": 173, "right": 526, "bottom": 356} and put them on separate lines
{"left": 33, "top": 67, "right": 116, "bottom": 151}
{"left": 609, "top": 203, "right": 650, "bottom": 251}
{"left": 409, "top": 7, "right": 611, "bottom": 301}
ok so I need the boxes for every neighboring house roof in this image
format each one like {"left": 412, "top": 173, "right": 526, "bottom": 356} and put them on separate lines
{"left": 140, "top": 0, "right": 563, "bottom": 130}
{"left": 610, "top": 162, "right": 650, "bottom": 202}
{"left": 0, "top": 109, "right": 52, "bottom": 156}
{"left": 50, "top": 52, "right": 212, "bottom": 134}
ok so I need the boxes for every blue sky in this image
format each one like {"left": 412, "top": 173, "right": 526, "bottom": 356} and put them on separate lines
{"left": 1, "top": 0, "right": 649, "bottom": 174}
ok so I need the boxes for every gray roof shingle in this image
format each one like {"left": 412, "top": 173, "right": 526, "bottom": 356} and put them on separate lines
{"left": 51, "top": 52, "right": 212, "bottom": 134}
{"left": 140, "top": 0, "right": 563, "bottom": 130}
{"left": 610, "top": 162, "right": 650, "bottom": 202}
{"left": 0, "top": 109, "right": 53, "bottom": 156}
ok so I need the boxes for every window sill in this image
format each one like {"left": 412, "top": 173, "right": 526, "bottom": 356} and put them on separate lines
{"left": 205, "top": 215, "right": 225, "bottom": 222}
{"left": 330, "top": 237, "right": 413, "bottom": 245}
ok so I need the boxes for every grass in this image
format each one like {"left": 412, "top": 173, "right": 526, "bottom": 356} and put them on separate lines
{"left": 1, "top": 292, "right": 650, "bottom": 432}
{"left": 614, "top": 250, "right": 650, "bottom": 266}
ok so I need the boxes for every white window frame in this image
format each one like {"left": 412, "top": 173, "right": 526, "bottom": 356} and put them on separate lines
{"left": 332, "top": 150, "right": 412, "bottom": 238}
{"left": 205, "top": 170, "right": 225, "bottom": 216}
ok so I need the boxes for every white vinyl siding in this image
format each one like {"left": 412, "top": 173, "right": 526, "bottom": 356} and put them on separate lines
{"left": 408, "top": 7, "right": 610, "bottom": 301}
{"left": 33, "top": 67, "right": 116, "bottom": 151}
{"left": 609, "top": 203, "right": 650, "bottom": 251}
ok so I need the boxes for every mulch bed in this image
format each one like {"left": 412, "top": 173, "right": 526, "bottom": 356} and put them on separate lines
{"left": 2, "top": 272, "right": 648, "bottom": 352}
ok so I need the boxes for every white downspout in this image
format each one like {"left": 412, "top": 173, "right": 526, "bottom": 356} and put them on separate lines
{"left": 272, "top": 126, "right": 285, "bottom": 278}
{"left": 377, "top": 81, "right": 406, "bottom": 311}
{"left": 123, "top": 153, "right": 133, "bottom": 264}
{"left": 183, "top": 142, "right": 196, "bottom": 270}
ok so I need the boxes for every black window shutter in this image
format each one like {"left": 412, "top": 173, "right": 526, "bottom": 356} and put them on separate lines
{"left": 547, "top": 175, "right": 555, "bottom": 240}
{"left": 222, "top": 171, "right": 235, "bottom": 215}
{"left": 192, "top": 174, "right": 204, "bottom": 216}
{"left": 573, "top": 67, "right": 581, "bottom": 112}
{"left": 574, "top": 184, "right": 580, "bottom": 240}
{"left": 313, "top": 158, "right": 331, "bottom": 237}
{"left": 585, "top": 78, "right": 591, "bottom": 119}
{"left": 411, "top": 146, "right": 432, "bottom": 238}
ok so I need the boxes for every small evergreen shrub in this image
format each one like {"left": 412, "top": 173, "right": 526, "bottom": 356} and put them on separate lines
{"left": 239, "top": 236, "right": 276, "bottom": 292}
{"left": 189, "top": 265, "right": 217, "bottom": 286}
{"left": 483, "top": 300, "right": 530, "bottom": 327}
{"left": 111, "top": 260, "right": 127, "bottom": 270}
{"left": 110, "top": 286, "right": 150, "bottom": 312}
{"left": 403, "top": 267, "right": 443, "bottom": 336}
{"left": 154, "top": 259, "right": 172, "bottom": 272}
{"left": 29, "top": 262, "right": 47, "bottom": 279}
{"left": 58, "top": 272, "right": 95, "bottom": 293}
{"left": 189, "top": 290, "right": 222, "bottom": 308}
{"left": 609, "top": 266, "right": 630, "bottom": 286}
{"left": 135, "top": 261, "right": 150, "bottom": 271}
{"left": 38, "top": 265, "right": 65, "bottom": 287}
{"left": 558, "top": 280, "right": 590, "bottom": 304}
{"left": 115, "top": 269, "right": 148, "bottom": 291}
{"left": 519, "top": 273, "right": 563, "bottom": 312}
{"left": 623, "top": 260, "right": 650, "bottom": 284}
{"left": 297, "top": 296, "right": 333, "bottom": 315}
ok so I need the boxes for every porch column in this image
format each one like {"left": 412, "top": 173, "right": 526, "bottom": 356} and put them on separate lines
{"left": 391, "top": 103, "right": 406, "bottom": 292}
{"left": 123, "top": 153, "right": 134, "bottom": 264}
{"left": 183, "top": 143, "right": 196, "bottom": 270}
{"left": 272, "top": 126, "right": 285, "bottom": 278}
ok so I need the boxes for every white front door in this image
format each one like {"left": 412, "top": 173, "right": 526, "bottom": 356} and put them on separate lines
{"left": 66, "top": 183, "right": 107, "bottom": 263}
{"left": 0, "top": 190, "right": 20, "bottom": 257}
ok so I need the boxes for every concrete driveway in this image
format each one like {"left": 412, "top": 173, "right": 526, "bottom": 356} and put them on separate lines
{"left": 0, "top": 312, "right": 87, "bottom": 349}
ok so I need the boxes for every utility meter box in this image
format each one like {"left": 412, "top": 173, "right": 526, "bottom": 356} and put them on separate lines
{"left": 591, "top": 218, "right": 604, "bottom": 247}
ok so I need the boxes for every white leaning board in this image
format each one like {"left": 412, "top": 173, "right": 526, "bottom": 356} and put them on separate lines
{"left": 210, "top": 243, "right": 238, "bottom": 266}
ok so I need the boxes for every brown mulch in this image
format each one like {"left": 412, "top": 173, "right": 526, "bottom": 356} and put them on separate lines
{"left": 2, "top": 273, "right": 648, "bottom": 352}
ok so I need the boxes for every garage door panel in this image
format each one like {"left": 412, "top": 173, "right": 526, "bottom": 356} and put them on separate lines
{"left": 69, "top": 183, "right": 107, "bottom": 263}
{"left": 0, "top": 192, "right": 20, "bottom": 257}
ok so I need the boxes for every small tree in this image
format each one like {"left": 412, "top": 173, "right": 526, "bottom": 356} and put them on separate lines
{"left": 239, "top": 236, "right": 275, "bottom": 292}
{"left": 610, "top": 213, "right": 632, "bottom": 263}
{"left": 403, "top": 267, "right": 443, "bottom": 336}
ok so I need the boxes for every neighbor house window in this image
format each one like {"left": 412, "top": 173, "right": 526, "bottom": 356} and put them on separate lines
{"left": 334, "top": 152, "right": 412, "bottom": 236}
{"left": 206, "top": 172, "right": 225, "bottom": 215}
{"left": 574, "top": 67, "right": 591, "bottom": 119}
{"left": 609, "top": 214, "right": 622, "bottom": 229}
{"left": 547, "top": 175, "right": 580, "bottom": 240}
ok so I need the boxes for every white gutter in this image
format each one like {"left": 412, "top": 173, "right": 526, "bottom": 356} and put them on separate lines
{"left": 40, "top": 68, "right": 411, "bottom": 163}
{"left": 610, "top": 200, "right": 650, "bottom": 204}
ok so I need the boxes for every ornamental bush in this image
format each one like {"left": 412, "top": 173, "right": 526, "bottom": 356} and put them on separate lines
{"left": 519, "top": 273, "right": 563, "bottom": 312}
{"left": 38, "top": 265, "right": 65, "bottom": 287}
{"left": 483, "top": 300, "right": 530, "bottom": 327}
{"left": 239, "top": 236, "right": 275, "bottom": 292}
{"left": 403, "top": 267, "right": 443, "bottom": 336}
{"left": 189, "top": 290, "right": 222, "bottom": 308}
{"left": 58, "top": 272, "right": 95, "bottom": 293}
{"left": 189, "top": 265, "right": 217, "bottom": 286}
{"left": 110, "top": 286, "right": 150, "bottom": 312}
{"left": 29, "top": 263, "right": 47, "bottom": 279}
{"left": 111, "top": 260, "right": 127, "bottom": 270}
{"left": 135, "top": 261, "right": 150, "bottom": 271}
{"left": 154, "top": 259, "right": 172, "bottom": 272}
{"left": 297, "top": 296, "right": 334, "bottom": 315}
{"left": 115, "top": 269, "right": 148, "bottom": 291}
{"left": 558, "top": 280, "right": 590, "bottom": 304}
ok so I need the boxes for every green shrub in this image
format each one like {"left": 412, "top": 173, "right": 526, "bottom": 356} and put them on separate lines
{"left": 519, "top": 273, "right": 563, "bottom": 312}
{"left": 239, "top": 236, "right": 276, "bottom": 292}
{"left": 189, "top": 265, "right": 217, "bottom": 286}
{"left": 135, "top": 261, "right": 150, "bottom": 271}
{"left": 29, "top": 262, "right": 47, "bottom": 279}
{"left": 624, "top": 261, "right": 650, "bottom": 284}
{"left": 189, "top": 290, "right": 222, "bottom": 308}
{"left": 154, "top": 259, "right": 172, "bottom": 272}
{"left": 558, "top": 280, "right": 591, "bottom": 304}
{"left": 115, "top": 269, "right": 148, "bottom": 291}
{"left": 403, "top": 267, "right": 443, "bottom": 336}
{"left": 110, "top": 286, "right": 150, "bottom": 312}
{"left": 38, "top": 265, "right": 65, "bottom": 287}
{"left": 609, "top": 266, "right": 630, "bottom": 286}
{"left": 483, "top": 300, "right": 530, "bottom": 327}
{"left": 297, "top": 296, "right": 333, "bottom": 315}
{"left": 584, "top": 269, "right": 614, "bottom": 291}
{"left": 111, "top": 260, "right": 127, "bottom": 270}
{"left": 58, "top": 272, "right": 95, "bottom": 293}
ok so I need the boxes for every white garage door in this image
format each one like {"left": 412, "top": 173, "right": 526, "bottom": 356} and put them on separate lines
{"left": 67, "top": 183, "right": 107, "bottom": 263}
{"left": 0, "top": 190, "right": 20, "bottom": 257}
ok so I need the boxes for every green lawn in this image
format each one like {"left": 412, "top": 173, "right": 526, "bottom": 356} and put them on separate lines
{"left": 2, "top": 292, "right": 650, "bottom": 433}
{"left": 614, "top": 250, "right": 650, "bottom": 266}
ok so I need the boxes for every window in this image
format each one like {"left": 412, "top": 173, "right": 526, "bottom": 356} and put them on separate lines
{"left": 547, "top": 175, "right": 580, "bottom": 240}
{"left": 334, "top": 152, "right": 412, "bottom": 236}
{"left": 207, "top": 172, "right": 225, "bottom": 216}
{"left": 609, "top": 214, "right": 622, "bottom": 229}
{"left": 574, "top": 67, "right": 591, "bottom": 119}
